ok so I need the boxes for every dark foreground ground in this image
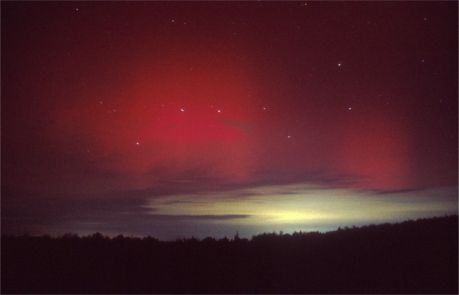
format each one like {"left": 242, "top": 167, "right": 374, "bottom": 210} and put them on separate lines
{"left": 2, "top": 216, "right": 458, "bottom": 294}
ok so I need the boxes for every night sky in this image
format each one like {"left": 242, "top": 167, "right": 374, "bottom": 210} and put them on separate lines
{"left": 2, "top": 2, "right": 457, "bottom": 239}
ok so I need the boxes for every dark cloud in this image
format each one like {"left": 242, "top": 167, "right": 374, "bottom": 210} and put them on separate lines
{"left": 147, "top": 214, "right": 251, "bottom": 221}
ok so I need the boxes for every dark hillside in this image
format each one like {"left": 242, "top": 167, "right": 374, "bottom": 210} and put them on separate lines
{"left": 2, "top": 216, "right": 458, "bottom": 293}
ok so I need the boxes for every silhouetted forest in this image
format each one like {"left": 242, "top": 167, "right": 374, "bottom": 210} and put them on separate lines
{"left": 2, "top": 216, "right": 458, "bottom": 294}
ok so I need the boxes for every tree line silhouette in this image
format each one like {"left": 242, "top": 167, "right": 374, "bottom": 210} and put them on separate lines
{"left": 2, "top": 215, "right": 457, "bottom": 293}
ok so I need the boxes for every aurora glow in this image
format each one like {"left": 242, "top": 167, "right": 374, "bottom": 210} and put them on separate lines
{"left": 2, "top": 2, "right": 457, "bottom": 239}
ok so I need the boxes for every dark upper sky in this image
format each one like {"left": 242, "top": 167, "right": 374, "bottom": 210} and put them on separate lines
{"left": 2, "top": 2, "right": 457, "bottom": 238}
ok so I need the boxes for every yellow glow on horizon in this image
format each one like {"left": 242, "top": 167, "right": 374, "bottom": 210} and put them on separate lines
{"left": 259, "top": 209, "right": 333, "bottom": 223}
{"left": 143, "top": 184, "right": 458, "bottom": 228}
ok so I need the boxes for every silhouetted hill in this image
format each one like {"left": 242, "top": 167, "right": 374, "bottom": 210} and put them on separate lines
{"left": 2, "top": 216, "right": 458, "bottom": 293}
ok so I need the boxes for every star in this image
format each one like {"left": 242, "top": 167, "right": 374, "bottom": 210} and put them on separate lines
{"left": 348, "top": 107, "right": 352, "bottom": 111}
{"left": 180, "top": 107, "right": 185, "bottom": 112}
{"left": 337, "top": 62, "right": 342, "bottom": 67}
{"left": 217, "top": 109, "right": 222, "bottom": 113}
{"left": 135, "top": 141, "right": 140, "bottom": 146}
{"left": 262, "top": 106, "right": 268, "bottom": 111}
{"left": 74, "top": 8, "right": 79, "bottom": 12}
{"left": 171, "top": 18, "right": 176, "bottom": 23}
{"left": 287, "top": 135, "right": 292, "bottom": 139}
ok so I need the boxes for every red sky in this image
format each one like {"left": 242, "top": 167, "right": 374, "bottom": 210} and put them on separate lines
{"left": 2, "top": 2, "right": 457, "bottom": 237}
